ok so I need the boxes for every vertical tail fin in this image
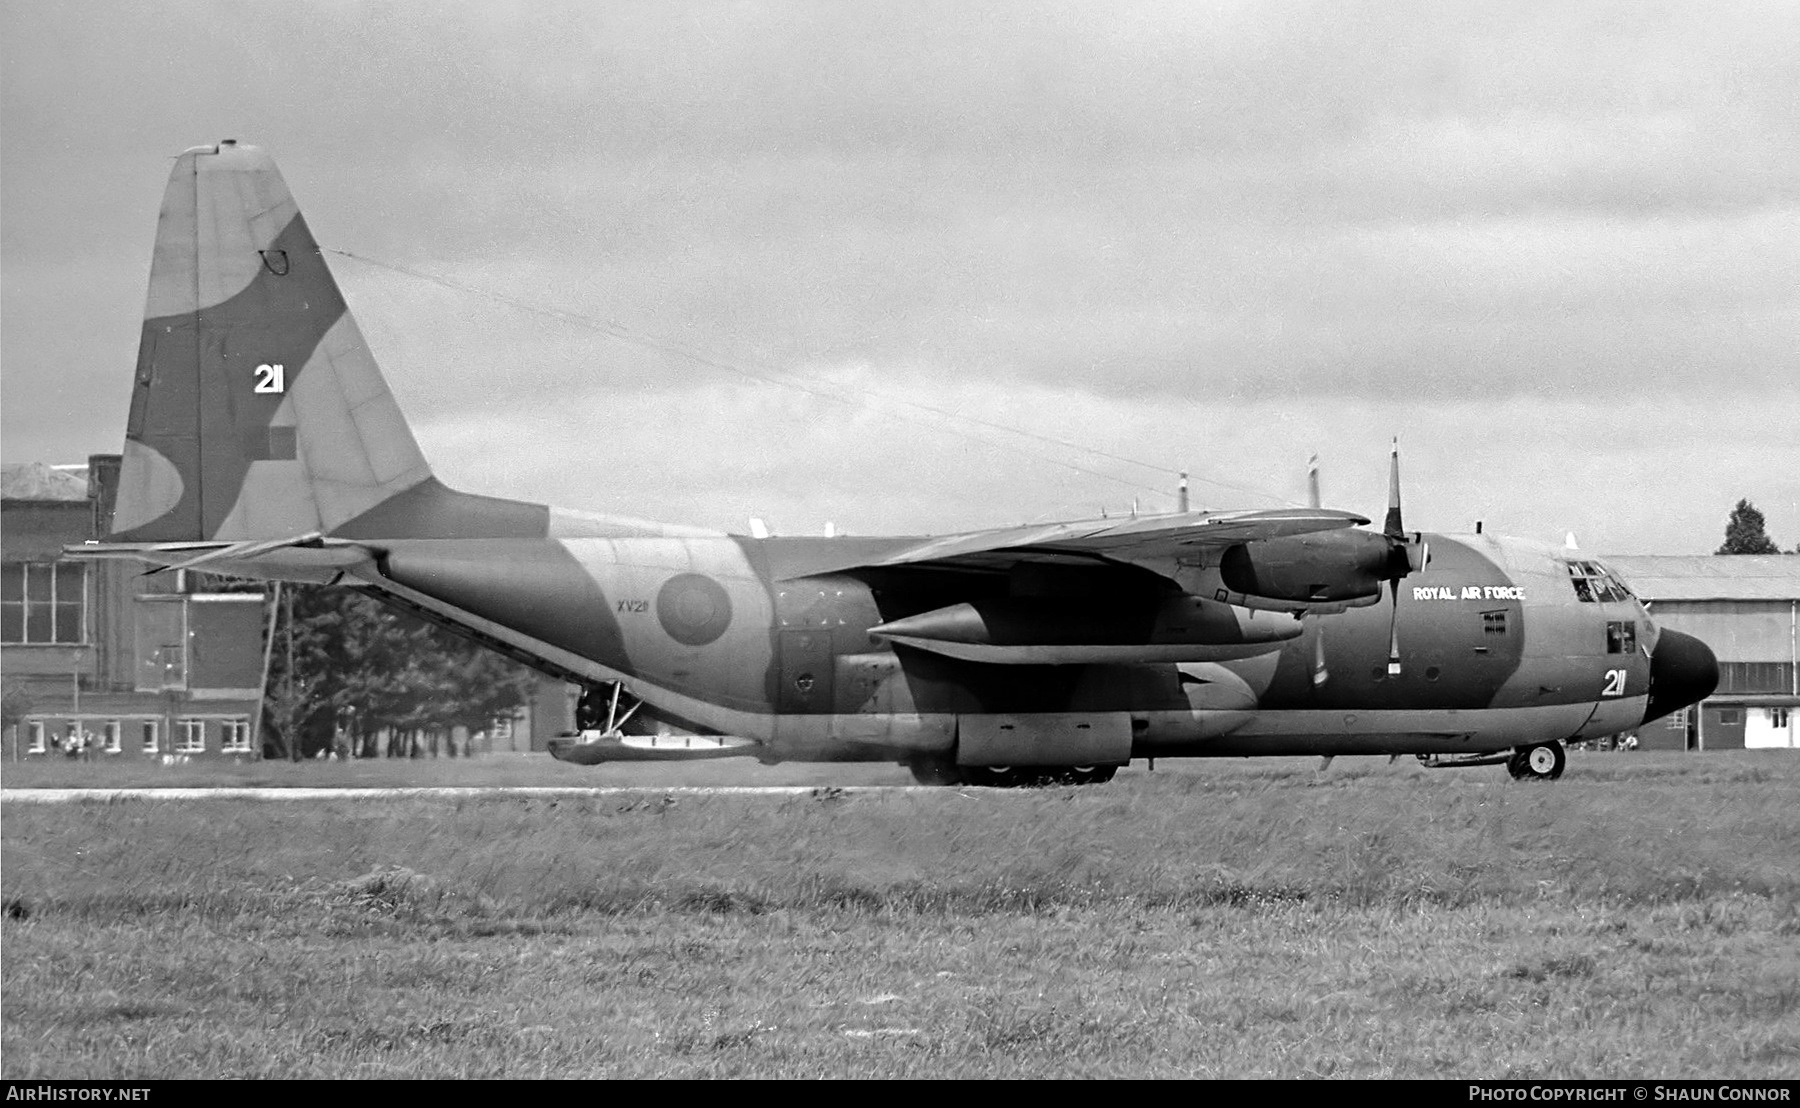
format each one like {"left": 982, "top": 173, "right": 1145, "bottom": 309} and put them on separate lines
{"left": 110, "top": 141, "right": 435, "bottom": 542}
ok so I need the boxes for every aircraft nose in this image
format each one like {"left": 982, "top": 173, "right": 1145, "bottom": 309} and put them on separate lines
{"left": 1643, "top": 629, "right": 1719, "bottom": 724}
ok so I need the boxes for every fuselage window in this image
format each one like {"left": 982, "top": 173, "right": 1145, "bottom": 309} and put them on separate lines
{"left": 1482, "top": 610, "right": 1509, "bottom": 635}
{"left": 1606, "top": 620, "right": 1637, "bottom": 654}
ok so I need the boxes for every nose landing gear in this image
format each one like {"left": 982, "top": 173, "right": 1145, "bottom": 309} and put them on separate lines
{"left": 1507, "top": 741, "right": 1566, "bottom": 781}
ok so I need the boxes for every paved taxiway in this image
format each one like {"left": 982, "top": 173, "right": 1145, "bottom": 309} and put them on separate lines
{"left": 0, "top": 786, "right": 927, "bottom": 803}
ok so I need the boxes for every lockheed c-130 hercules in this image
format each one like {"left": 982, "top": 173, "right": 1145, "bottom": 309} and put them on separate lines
{"left": 75, "top": 141, "right": 1719, "bottom": 785}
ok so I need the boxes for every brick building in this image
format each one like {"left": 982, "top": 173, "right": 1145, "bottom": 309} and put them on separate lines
{"left": 2, "top": 457, "right": 268, "bottom": 762}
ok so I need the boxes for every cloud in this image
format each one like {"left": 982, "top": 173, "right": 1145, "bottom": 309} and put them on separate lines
{"left": 2, "top": 1, "right": 1796, "bottom": 552}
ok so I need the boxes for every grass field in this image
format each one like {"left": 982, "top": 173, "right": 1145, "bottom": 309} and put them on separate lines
{"left": 3, "top": 751, "right": 1798, "bottom": 1078}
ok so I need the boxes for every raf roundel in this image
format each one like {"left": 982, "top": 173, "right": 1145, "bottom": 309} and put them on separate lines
{"left": 656, "top": 573, "right": 733, "bottom": 646}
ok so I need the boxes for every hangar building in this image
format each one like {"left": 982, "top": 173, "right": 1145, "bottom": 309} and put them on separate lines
{"left": 1608, "top": 555, "right": 1799, "bottom": 751}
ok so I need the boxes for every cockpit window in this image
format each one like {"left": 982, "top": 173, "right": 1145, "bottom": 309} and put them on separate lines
{"left": 1606, "top": 620, "right": 1638, "bottom": 654}
{"left": 1565, "top": 560, "right": 1635, "bottom": 603}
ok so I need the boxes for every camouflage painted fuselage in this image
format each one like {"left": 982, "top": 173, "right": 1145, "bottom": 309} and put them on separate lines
{"left": 362, "top": 520, "right": 1665, "bottom": 765}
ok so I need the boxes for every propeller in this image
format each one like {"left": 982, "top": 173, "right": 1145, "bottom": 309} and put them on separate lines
{"left": 1307, "top": 454, "right": 1329, "bottom": 686}
{"left": 1381, "top": 439, "right": 1429, "bottom": 676}
{"left": 1303, "top": 445, "right": 1426, "bottom": 683}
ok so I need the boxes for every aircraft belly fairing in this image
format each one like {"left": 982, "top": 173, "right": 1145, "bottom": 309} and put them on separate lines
{"left": 67, "top": 141, "right": 1721, "bottom": 783}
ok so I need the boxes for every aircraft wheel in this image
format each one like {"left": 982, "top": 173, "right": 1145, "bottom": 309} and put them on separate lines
{"left": 908, "top": 760, "right": 965, "bottom": 787}
{"left": 1507, "top": 742, "right": 1566, "bottom": 781}
{"left": 965, "top": 765, "right": 1020, "bottom": 787}
{"left": 1062, "top": 765, "right": 1119, "bottom": 785}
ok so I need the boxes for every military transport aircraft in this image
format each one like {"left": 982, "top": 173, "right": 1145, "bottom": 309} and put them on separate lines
{"left": 73, "top": 141, "right": 1719, "bottom": 785}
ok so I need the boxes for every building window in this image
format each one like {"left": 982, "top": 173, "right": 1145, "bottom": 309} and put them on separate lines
{"left": 221, "top": 719, "right": 251, "bottom": 753}
{"left": 491, "top": 716, "right": 514, "bottom": 741}
{"left": 1, "top": 562, "right": 87, "bottom": 643}
{"left": 175, "top": 719, "right": 206, "bottom": 754}
{"left": 103, "top": 720, "right": 122, "bottom": 754}
{"left": 1717, "top": 662, "right": 1797, "bottom": 695}
{"left": 1773, "top": 708, "right": 1791, "bottom": 729}
{"left": 1717, "top": 709, "right": 1742, "bottom": 726}
{"left": 1605, "top": 621, "right": 1637, "bottom": 655}
{"left": 141, "top": 721, "right": 159, "bottom": 753}
{"left": 27, "top": 721, "right": 46, "bottom": 754}
{"left": 1668, "top": 708, "right": 1691, "bottom": 728}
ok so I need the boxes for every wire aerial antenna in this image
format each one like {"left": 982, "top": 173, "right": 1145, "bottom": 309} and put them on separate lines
{"left": 328, "top": 248, "right": 1297, "bottom": 508}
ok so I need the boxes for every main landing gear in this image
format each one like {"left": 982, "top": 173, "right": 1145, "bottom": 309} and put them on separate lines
{"left": 1418, "top": 741, "right": 1568, "bottom": 780}
{"left": 1506, "top": 742, "right": 1566, "bottom": 782}
{"left": 906, "top": 761, "right": 1121, "bottom": 787}
{"left": 576, "top": 682, "right": 642, "bottom": 737}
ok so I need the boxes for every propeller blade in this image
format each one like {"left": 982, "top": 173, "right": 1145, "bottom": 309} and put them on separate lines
{"left": 1311, "top": 620, "right": 1329, "bottom": 686}
{"left": 1386, "top": 579, "right": 1404, "bottom": 676}
{"left": 1383, "top": 437, "right": 1404, "bottom": 538}
{"left": 1307, "top": 454, "right": 1322, "bottom": 511}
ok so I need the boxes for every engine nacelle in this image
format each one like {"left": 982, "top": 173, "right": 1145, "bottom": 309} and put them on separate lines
{"left": 1218, "top": 530, "right": 1397, "bottom": 604}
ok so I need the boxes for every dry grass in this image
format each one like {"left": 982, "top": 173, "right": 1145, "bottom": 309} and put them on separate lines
{"left": 3, "top": 751, "right": 1798, "bottom": 1078}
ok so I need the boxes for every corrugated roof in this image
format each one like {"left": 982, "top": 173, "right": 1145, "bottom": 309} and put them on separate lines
{"left": 1603, "top": 555, "right": 1800, "bottom": 602}
{"left": 0, "top": 462, "right": 89, "bottom": 501}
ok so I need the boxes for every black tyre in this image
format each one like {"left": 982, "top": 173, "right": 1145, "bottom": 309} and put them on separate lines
{"left": 964, "top": 765, "right": 1019, "bottom": 787}
{"left": 1507, "top": 742, "right": 1566, "bottom": 781}
{"left": 908, "top": 759, "right": 965, "bottom": 786}
{"left": 1060, "top": 764, "right": 1120, "bottom": 785}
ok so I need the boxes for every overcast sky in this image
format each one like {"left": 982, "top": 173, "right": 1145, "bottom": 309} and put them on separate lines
{"left": 4, "top": 1, "right": 1796, "bottom": 553}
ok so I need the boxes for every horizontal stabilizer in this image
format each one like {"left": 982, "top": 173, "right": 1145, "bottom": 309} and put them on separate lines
{"left": 66, "top": 534, "right": 377, "bottom": 583}
{"left": 149, "top": 531, "right": 328, "bottom": 574}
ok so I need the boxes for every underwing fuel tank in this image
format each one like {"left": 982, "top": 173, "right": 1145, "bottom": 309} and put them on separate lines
{"left": 870, "top": 594, "right": 1300, "bottom": 664}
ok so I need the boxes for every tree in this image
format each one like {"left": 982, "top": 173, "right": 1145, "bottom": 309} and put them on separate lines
{"left": 1717, "top": 499, "right": 1781, "bottom": 555}
{"left": 261, "top": 584, "right": 538, "bottom": 758}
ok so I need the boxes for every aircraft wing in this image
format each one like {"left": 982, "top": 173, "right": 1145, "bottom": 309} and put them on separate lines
{"left": 865, "top": 508, "right": 1367, "bottom": 572}
{"left": 779, "top": 507, "right": 1369, "bottom": 583}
